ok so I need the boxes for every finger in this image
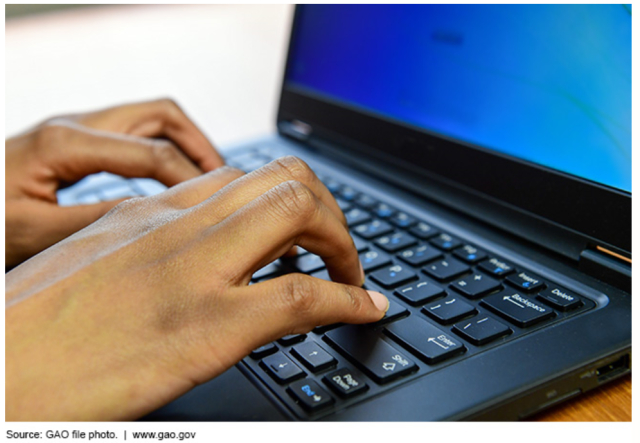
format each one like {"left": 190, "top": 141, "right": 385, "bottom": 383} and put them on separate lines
{"left": 206, "top": 180, "right": 363, "bottom": 287}
{"left": 77, "top": 98, "right": 224, "bottom": 171}
{"left": 231, "top": 274, "right": 388, "bottom": 343}
{"left": 193, "top": 156, "right": 347, "bottom": 228}
{"left": 43, "top": 122, "right": 201, "bottom": 187}
{"left": 156, "top": 166, "right": 245, "bottom": 209}
{"left": 5, "top": 199, "right": 126, "bottom": 266}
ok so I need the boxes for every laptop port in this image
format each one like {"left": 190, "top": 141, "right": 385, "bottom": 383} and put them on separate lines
{"left": 596, "top": 354, "right": 630, "bottom": 383}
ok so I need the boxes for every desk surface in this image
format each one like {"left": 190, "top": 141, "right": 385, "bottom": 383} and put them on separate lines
{"left": 5, "top": 5, "right": 631, "bottom": 422}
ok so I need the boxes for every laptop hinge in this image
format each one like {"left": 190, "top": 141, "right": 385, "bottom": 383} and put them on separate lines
{"left": 579, "top": 248, "right": 631, "bottom": 293}
{"left": 279, "top": 120, "right": 312, "bottom": 141}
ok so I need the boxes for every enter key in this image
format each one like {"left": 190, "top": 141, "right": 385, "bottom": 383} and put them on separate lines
{"left": 385, "top": 316, "right": 465, "bottom": 364}
{"left": 481, "top": 290, "right": 555, "bottom": 328}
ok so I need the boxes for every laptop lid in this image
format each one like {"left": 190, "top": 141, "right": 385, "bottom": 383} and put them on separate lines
{"left": 276, "top": 4, "right": 631, "bottom": 267}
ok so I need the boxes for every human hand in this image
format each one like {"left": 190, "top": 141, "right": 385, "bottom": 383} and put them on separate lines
{"left": 5, "top": 99, "right": 224, "bottom": 267}
{"left": 5, "top": 156, "right": 388, "bottom": 421}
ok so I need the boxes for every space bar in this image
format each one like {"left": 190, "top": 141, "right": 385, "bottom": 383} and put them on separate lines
{"left": 324, "top": 325, "right": 417, "bottom": 383}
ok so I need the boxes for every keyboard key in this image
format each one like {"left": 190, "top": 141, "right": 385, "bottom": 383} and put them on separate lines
{"left": 262, "top": 352, "right": 305, "bottom": 383}
{"left": 292, "top": 254, "right": 325, "bottom": 273}
{"left": 335, "top": 198, "right": 352, "bottom": 212}
{"left": 397, "top": 244, "right": 443, "bottom": 267}
{"left": 339, "top": 186, "right": 358, "bottom": 201}
{"left": 453, "top": 245, "right": 488, "bottom": 264}
{"left": 481, "top": 290, "right": 555, "bottom": 327}
{"left": 374, "top": 232, "right": 418, "bottom": 253}
{"left": 453, "top": 316, "right": 511, "bottom": 346}
{"left": 250, "top": 343, "right": 277, "bottom": 359}
{"left": 352, "top": 235, "right": 369, "bottom": 252}
{"left": 313, "top": 323, "right": 342, "bottom": 334}
{"left": 291, "top": 342, "right": 337, "bottom": 372}
{"left": 423, "top": 296, "right": 476, "bottom": 324}
{"left": 288, "top": 379, "right": 334, "bottom": 412}
{"left": 478, "top": 257, "right": 516, "bottom": 277}
{"left": 278, "top": 334, "right": 307, "bottom": 346}
{"left": 323, "top": 178, "right": 342, "bottom": 194}
{"left": 370, "top": 264, "right": 417, "bottom": 288}
{"left": 324, "top": 368, "right": 368, "bottom": 398}
{"left": 325, "top": 325, "right": 417, "bottom": 383}
{"left": 386, "top": 316, "right": 465, "bottom": 364}
{"left": 409, "top": 221, "right": 438, "bottom": 239}
{"left": 310, "top": 269, "right": 331, "bottom": 282}
{"left": 353, "top": 220, "right": 394, "bottom": 239}
{"left": 226, "top": 151, "right": 269, "bottom": 169}
{"left": 371, "top": 299, "right": 409, "bottom": 325}
{"left": 372, "top": 203, "right": 396, "bottom": 218}
{"left": 359, "top": 250, "right": 392, "bottom": 272}
{"left": 345, "top": 208, "right": 372, "bottom": 226}
{"left": 354, "top": 194, "right": 377, "bottom": 209}
{"left": 422, "top": 258, "right": 470, "bottom": 281}
{"left": 505, "top": 271, "right": 546, "bottom": 292}
{"left": 394, "top": 280, "right": 445, "bottom": 305}
{"left": 430, "top": 233, "right": 462, "bottom": 251}
{"left": 536, "top": 286, "right": 583, "bottom": 311}
{"left": 450, "top": 273, "right": 502, "bottom": 299}
{"left": 390, "top": 212, "right": 417, "bottom": 228}
{"left": 252, "top": 260, "right": 286, "bottom": 281}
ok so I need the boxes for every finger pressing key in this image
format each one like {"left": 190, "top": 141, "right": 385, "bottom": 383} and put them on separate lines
{"left": 203, "top": 180, "right": 363, "bottom": 287}
{"left": 230, "top": 274, "right": 388, "bottom": 346}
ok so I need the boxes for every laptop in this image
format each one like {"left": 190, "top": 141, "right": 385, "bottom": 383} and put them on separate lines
{"left": 57, "top": 4, "right": 631, "bottom": 421}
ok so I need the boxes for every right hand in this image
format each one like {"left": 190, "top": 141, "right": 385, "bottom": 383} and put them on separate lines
{"left": 5, "top": 156, "right": 389, "bottom": 421}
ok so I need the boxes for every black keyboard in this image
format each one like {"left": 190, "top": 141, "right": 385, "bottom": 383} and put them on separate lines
{"left": 226, "top": 146, "right": 595, "bottom": 419}
{"left": 52, "top": 143, "right": 596, "bottom": 419}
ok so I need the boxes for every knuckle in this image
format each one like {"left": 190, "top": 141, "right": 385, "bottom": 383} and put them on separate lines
{"left": 268, "top": 180, "right": 317, "bottom": 222}
{"left": 341, "top": 284, "right": 365, "bottom": 313}
{"left": 104, "top": 196, "right": 146, "bottom": 218}
{"left": 272, "top": 156, "right": 316, "bottom": 184}
{"left": 35, "top": 121, "right": 71, "bottom": 150}
{"left": 150, "top": 139, "right": 181, "bottom": 164}
{"left": 279, "top": 274, "right": 319, "bottom": 320}
{"left": 158, "top": 97, "right": 181, "bottom": 113}
{"left": 214, "top": 165, "right": 245, "bottom": 178}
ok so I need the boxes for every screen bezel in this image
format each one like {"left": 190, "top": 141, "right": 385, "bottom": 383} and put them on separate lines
{"left": 276, "top": 6, "right": 631, "bottom": 255}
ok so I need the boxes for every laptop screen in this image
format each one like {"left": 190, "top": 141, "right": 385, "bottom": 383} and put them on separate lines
{"left": 285, "top": 4, "right": 631, "bottom": 193}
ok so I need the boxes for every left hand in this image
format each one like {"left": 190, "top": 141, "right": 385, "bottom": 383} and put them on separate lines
{"left": 5, "top": 99, "right": 225, "bottom": 267}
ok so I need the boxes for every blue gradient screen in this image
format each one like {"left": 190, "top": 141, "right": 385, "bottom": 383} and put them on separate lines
{"left": 286, "top": 5, "right": 631, "bottom": 192}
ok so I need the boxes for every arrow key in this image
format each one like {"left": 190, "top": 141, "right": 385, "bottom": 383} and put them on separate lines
{"left": 288, "top": 379, "right": 334, "bottom": 412}
{"left": 261, "top": 352, "right": 305, "bottom": 383}
{"left": 292, "top": 341, "right": 337, "bottom": 372}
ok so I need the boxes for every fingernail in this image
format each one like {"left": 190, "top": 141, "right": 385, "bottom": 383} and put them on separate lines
{"left": 366, "top": 290, "right": 389, "bottom": 313}
{"left": 359, "top": 261, "right": 365, "bottom": 285}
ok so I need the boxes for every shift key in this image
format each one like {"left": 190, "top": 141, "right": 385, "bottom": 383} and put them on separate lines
{"left": 325, "top": 325, "right": 416, "bottom": 383}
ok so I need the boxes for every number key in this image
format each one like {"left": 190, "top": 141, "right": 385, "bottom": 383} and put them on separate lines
{"left": 375, "top": 232, "right": 418, "bottom": 253}
{"left": 370, "top": 264, "right": 417, "bottom": 288}
{"left": 422, "top": 258, "right": 470, "bottom": 281}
